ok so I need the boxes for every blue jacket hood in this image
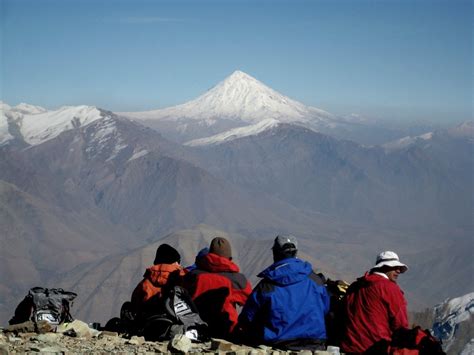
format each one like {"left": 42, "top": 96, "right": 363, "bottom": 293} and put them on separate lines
{"left": 258, "top": 257, "right": 312, "bottom": 285}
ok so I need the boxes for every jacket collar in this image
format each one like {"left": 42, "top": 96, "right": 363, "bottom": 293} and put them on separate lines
{"left": 196, "top": 252, "right": 240, "bottom": 273}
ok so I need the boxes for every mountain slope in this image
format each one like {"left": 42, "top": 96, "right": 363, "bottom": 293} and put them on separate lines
{"left": 383, "top": 121, "right": 474, "bottom": 151}
{"left": 432, "top": 293, "right": 474, "bottom": 355}
{"left": 0, "top": 179, "right": 134, "bottom": 325}
{"left": 189, "top": 123, "right": 474, "bottom": 230}
{"left": 7, "top": 113, "right": 351, "bottom": 240}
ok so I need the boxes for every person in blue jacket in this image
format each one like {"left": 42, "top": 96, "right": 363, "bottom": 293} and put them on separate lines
{"left": 237, "top": 235, "right": 330, "bottom": 350}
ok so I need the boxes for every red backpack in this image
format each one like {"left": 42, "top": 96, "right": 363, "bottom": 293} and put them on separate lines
{"left": 389, "top": 326, "right": 445, "bottom": 355}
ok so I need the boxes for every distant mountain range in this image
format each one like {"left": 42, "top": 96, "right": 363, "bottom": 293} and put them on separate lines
{"left": 0, "top": 71, "right": 472, "bottom": 326}
{"left": 119, "top": 70, "right": 432, "bottom": 145}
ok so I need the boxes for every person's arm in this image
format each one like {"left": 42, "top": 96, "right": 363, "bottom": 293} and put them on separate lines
{"left": 387, "top": 284, "right": 409, "bottom": 330}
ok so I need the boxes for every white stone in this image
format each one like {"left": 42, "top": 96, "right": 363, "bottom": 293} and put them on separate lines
{"left": 169, "top": 334, "right": 192, "bottom": 353}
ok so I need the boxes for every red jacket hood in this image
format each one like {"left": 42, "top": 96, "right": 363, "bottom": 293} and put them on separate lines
{"left": 196, "top": 252, "right": 240, "bottom": 273}
{"left": 144, "top": 263, "right": 183, "bottom": 287}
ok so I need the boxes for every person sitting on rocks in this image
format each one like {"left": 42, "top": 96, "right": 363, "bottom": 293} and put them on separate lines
{"left": 183, "top": 237, "right": 252, "bottom": 340}
{"left": 340, "top": 250, "right": 409, "bottom": 354}
{"left": 237, "top": 235, "right": 330, "bottom": 351}
{"left": 131, "top": 243, "right": 185, "bottom": 318}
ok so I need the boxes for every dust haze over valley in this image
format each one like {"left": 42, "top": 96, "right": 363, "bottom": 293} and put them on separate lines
{"left": 1, "top": 70, "right": 473, "bottom": 326}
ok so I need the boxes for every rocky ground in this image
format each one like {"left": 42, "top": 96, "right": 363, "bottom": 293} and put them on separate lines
{"left": 0, "top": 320, "right": 340, "bottom": 354}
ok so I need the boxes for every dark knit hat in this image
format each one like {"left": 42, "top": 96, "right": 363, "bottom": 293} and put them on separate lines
{"left": 209, "top": 237, "right": 232, "bottom": 259}
{"left": 153, "top": 244, "right": 181, "bottom": 265}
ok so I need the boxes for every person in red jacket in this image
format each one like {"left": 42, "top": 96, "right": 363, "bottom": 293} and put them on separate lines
{"left": 341, "top": 251, "right": 409, "bottom": 354}
{"left": 131, "top": 244, "right": 185, "bottom": 318}
{"left": 184, "top": 237, "right": 252, "bottom": 340}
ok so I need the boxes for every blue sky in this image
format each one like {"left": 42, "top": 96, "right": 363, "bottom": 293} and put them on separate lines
{"left": 1, "top": 0, "right": 472, "bottom": 123}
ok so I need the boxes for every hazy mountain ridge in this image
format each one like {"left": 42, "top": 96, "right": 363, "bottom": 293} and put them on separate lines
{"left": 1, "top": 111, "right": 346, "bottom": 240}
{"left": 189, "top": 123, "right": 473, "bottom": 230}
{"left": 383, "top": 121, "right": 474, "bottom": 151}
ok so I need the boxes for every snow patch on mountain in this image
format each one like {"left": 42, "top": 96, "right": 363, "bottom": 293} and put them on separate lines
{"left": 0, "top": 103, "right": 12, "bottom": 145}
{"left": 432, "top": 292, "right": 474, "bottom": 352}
{"left": 383, "top": 131, "right": 434, "bottom": 151}
{"left": 460, "top": 339, "right": 474, "bottom": 355}
{"left": 84, "top": 115, "right": 128, "bottom": 161}
{"left": 185, "top": 118, "right": 281, "bottom": 146}
{"left": 22, "top": 105, "right": 104, "bottom": 145}
{"left": 1, "top": 103, "right": 20, "bottom": 144}
{"left": 121, "top": 70, "right": 335, "bottom": 126}
{"left": 128, "top": 149, "right": 149, "bottom": 162}
{"left": 11, "top": 103, "right": 47, "bottom": 115}
{"left": 0, "top": 115, "right": 12, "bottom": 145}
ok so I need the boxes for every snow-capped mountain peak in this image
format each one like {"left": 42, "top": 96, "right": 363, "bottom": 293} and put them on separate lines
{"left": 121, "top": 70, "right": 335, "bottom": 126}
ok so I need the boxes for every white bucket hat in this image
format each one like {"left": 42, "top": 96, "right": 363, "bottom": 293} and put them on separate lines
{"left": 372, "top": 251, "right": 408, "bottom": 273}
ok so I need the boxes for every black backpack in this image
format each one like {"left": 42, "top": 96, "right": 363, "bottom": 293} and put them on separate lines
{"left": 9, "top": 287, "right": 77, "bottom": 326}
{"left": 141, "top": 286, "right": 209, "bottom": 342}
{"left": 324, "top": 277, "right": 350, "bottom": 347}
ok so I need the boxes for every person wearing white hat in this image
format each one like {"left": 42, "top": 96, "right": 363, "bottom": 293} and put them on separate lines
{"left": 340, "top": 251, "right": 409, "bottom": 354}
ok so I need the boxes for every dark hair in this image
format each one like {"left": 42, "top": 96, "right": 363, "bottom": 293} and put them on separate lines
{"left": 273, "top": 245, "right": 297, "bottom": 262}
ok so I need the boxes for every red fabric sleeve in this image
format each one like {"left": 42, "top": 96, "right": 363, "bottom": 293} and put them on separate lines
{"left": 386, "top": 283, "right": 409, "bottom": 330}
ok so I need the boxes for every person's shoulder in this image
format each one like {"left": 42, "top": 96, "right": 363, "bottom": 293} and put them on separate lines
{"left": 309, "top": 271, "right": 326, "bottom": 286}
{"left": 230, "top": 272, "right": 251, "bottom": 290}
{"left": 371, "top": 275, "right": 403, "bottom": 293}
{"left": 253, "top": 278, "right": 276, "bottom": 295}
